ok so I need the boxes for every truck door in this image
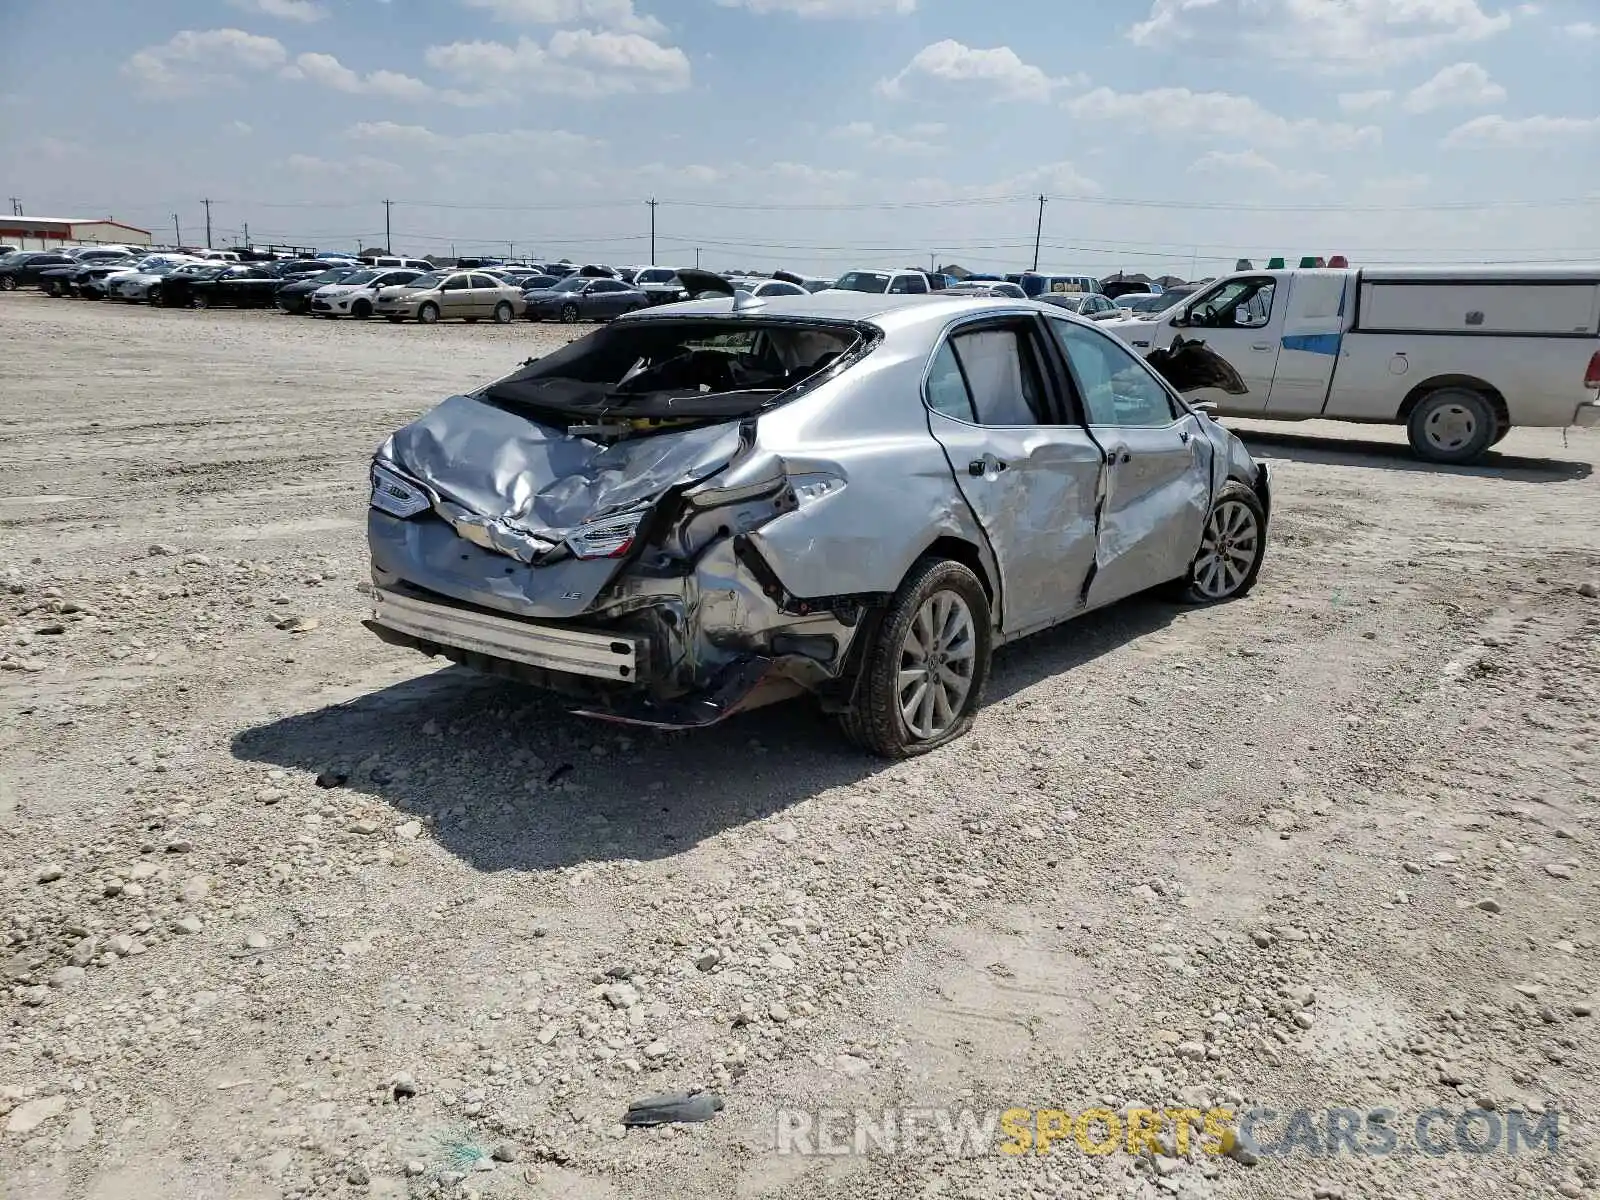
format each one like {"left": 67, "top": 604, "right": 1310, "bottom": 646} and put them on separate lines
{"left": 1269, "top": 270, "right": 1350, "bottom": 416}
{"left": 1174, "top": 275, "right": 1284, "bottom": 410}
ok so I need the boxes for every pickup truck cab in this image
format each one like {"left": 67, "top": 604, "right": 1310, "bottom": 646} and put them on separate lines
{"left": 1103, "top": 266, "right": 1600, "bottom": 463}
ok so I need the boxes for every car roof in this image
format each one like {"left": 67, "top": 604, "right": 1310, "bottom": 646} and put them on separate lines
{"left": 618, "top": 290, "right": 1095, "bottom": 335}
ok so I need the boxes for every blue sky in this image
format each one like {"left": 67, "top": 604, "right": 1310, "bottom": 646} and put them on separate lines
{"left": 1, "top": 0, "right": 1596, "bottom": 276}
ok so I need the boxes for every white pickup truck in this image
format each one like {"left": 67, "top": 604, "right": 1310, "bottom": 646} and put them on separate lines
{"left": 1102, "top": 265, "right": 1600, "bottom": 463}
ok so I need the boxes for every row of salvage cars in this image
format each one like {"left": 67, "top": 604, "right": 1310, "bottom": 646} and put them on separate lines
{"left": 364, "top": 285, "right": 1272, "bottom": 757}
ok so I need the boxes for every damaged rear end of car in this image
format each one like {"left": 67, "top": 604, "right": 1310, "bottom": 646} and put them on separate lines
{"left": 365, "top": 308, "right": 883, "bottom": 728}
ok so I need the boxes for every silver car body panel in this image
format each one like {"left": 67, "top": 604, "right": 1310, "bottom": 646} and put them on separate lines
{"left": 367, "top": 292, "right": 1268, "bottom": 721}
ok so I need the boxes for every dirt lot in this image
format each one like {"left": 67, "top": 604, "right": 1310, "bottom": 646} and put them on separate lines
{"left": 2, "top": 292, "right": 1599, "bottom": 1200}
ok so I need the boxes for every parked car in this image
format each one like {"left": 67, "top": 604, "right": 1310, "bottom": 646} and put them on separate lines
{"left": 0, "top": 250, "right": 78, "bottom": 290}
{"left": 275, "top": 266, "right": 362, "bottom": 314}
{"left": 943, "top": 281, "right": 1029, "bottom": 299}
{"left": 309, "top": 268, "right": 424, "bottom": 318}
{"left": 39, "top": 253, "right": 136, "bottom": 296}
{"left": 1038, "top": 292, "right": 1122, "bottom": 320}
{"left": 275, "top": 259, "right": 339, "bottom": 280}
{"left": 0, "top": 244, "right": 18, "bottom": 258}
{"left": 1118, "top": 290, "right": 1193, "bottom": 316}
{"left": 374, "top": 270, "right": 525, "bottom": 324}
{"left": 824, "top": 268, "right": 932, "bottom": 295}
{"left": 1010, "top": 273, "right": 1105, "bottom": 299}
{"left": 168, "top": 263, "right": 283, "bottom": 309}
{"left": 364, "top": 292, "right": 1267, "bottom": 758}
{"left": 522, "top": 275, "right": 648, "bottom": 323}
{"left": 105, "top": 257, "right": 203, "bottom": 304}
{"left": 359, "top": 255, "right": 433, "bottom": 270}
{"left": 632, "top": 266, "right": 688, "bottom": 305}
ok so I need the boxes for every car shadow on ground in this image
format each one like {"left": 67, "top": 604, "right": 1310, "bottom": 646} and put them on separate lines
{"left": 1237, "top": 428, "right": 1594, "bottom": 482}
{"left": 229, "top": 597, "right": 1179, "bottom": 872}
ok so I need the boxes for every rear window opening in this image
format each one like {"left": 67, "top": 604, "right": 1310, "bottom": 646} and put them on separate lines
{"left": 481, "top": 318, "right": 868, "bottom": 437}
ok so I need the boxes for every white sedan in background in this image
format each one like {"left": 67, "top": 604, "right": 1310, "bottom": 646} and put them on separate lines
{"left": 308, "top": 267, "right": 426, "bottom": 319}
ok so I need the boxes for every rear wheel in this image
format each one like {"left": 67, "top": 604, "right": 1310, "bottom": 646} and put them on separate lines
{"left": 0, "top": 276, "right": 16, "bottom": 291}
{"left": 146, "top": 285, "right": 162, "bottom": 306}
{"left": 838, "top": 557, "right": 992, "bottom": 759}
{"left": 352, "top": 298, "right": 372, "bottom": 320}
{"left": 1489, "top": 421, "right": 1512, "bottom": 447}
{"left": 1406, "top": 387, "right": 1496, "bottom": 464}
{"left": 1174, "top": 481, "right": 1267, "bottom": 604}
{"left": 44, "top": 280, "right": 61, "bottom": 297}
{"left": 190, "top": 294, "right": 209, "bottom": 309}
{"left": 417, "top": 302, "right": 440, "bottom": 325}
{"left": 492, "top": 301, "right": 513, "bottom": 324}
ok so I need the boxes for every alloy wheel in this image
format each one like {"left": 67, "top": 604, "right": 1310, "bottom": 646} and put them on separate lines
{"left": 1192, "top": 499, "right": 1260, "bottom": 600}
{"left": 897, "top": 590, "right": 977, "bottom": 740}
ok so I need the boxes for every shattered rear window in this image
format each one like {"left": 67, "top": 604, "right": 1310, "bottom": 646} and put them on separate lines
{"left": 481, "top": 318, "right": 867, "bottom": 430}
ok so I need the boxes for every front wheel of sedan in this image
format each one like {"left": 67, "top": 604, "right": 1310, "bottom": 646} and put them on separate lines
{"left": 1175, "top": 481, "right": 1266, "bottom": 604}
{"left": 146, "top": 285, "right": 162, "bottom": 306}
{"left": 838, "top": 557, "right": 993, "bottom": 759}
{"left": 492, "top": 301, "right": 513, "bottom": 324}
{"left": 559, "top": 303, "right": 580, "bottom": 324}
{"left": 190, "top": 294, "right": 209, "bottom": 309}
{"left": 0, "top": 277, "right": 16, "bottom": 291}
{"left": 417, "top": 302, "right": 440, "bottom": 325}
{"left": 352, "top": 299, "right": 372, "bottom": 320}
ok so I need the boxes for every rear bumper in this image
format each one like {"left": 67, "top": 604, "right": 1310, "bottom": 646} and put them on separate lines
{"left": 369, "top": 585, "right": 643, "bottom": 683}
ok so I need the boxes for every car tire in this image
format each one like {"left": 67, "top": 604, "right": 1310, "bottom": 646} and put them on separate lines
{"left": 417, "top": 302, "right": 440, "bottom": 325}
{"left": 1406, "top": 387, "right": 1496, "bottom": 464}
{"left": 837, "top": 556, "right": 993, "bottom": 759}
{"left": 190, "top": 294, "right": 209, "bottom": 309}
{"left": 146, "top": 285, "right": 162, "bottom": 306}
{"left": 44, "top": 281, "right": 60, "bottom": 297}
{"left": 492, "top": 301, "right": 513, "bottom": 324}
{"left": 1489, "top": 421, "right": 1512, "bottom": 447}
{"left": 559, "top": 303, "right": 580, "bottom": 324}
{"left": 1172, "top": 481, "right": 1267, "bottom": 604}
{"left": 352, "top": 299, "right": 372, "bottom": 320}
{"left": 0, "top": 276, "right": 16, "bottom": 291}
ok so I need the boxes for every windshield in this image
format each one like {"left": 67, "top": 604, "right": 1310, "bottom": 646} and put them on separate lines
{"left": 483, "top": 319, "right": 864, "bottom": 430}
{"left": 550, "top": 276, "right": 589, "bottom": 293}
{"left": 1048, "top": 294, "right": 1089, "bottom": 311}
{"left": 339, "top": 269, "right": 380, "bottom": 286}
{"left": 1125, "top": 293, "right": 1177, "bottom": 312}
{"left": 636, "top": 269, "right": 676, "bottom": 284}
{"left": 404, "top": 272, "right": 445, "bottom": 290}
{"left": 832, "top": 271, "right": 891, "bottom": 293}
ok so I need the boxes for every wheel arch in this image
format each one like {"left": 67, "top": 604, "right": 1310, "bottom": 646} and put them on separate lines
{"left": 916, "top": 535, "right": 995, "bottom": 606}
{"left": 1398, "top": 375, "right": 1509, "bottom": 429}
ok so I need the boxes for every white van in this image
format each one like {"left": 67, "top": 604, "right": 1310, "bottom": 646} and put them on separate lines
{"left": 1105, "top": 265, "right": 1600, "bottom": 462}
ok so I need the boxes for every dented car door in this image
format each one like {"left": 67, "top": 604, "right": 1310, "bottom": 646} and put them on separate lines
{"left": 922, "top": 319, "right": 1102, "bottom": 635}
{"left": 1047, "top": 317, "right": 1211, "bottom": 609}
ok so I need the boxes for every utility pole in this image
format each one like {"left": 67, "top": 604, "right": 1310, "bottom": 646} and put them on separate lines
{"left": 8, "top": 197, "right": 20, "bottom": 216}
{"left": 383, "top": 199, "right": 393, "bottom": 254}
{"left": 172, "top": 214, "right": 181, "bottom": 245}
{"left": 202, "top": 198, "right": 212, "bottom": 248}
{"left": 647, "top": 197, "right": 657, "bottom": 264}
{"left": 1031, "top": 194, "right": 1046, "bottom": 272}
{"left": 243, "top": 221, "right": 250, "bottom": 249}
{"left": 694, "top": 247, "right": 700, "bottom": 268}
{"left": 507, "top": 241, "right": 514, "bottom": 261}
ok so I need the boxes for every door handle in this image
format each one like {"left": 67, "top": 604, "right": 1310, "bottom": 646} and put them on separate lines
{"left": 1109, "top": 449, "right": 1131, "bottom": 465}
{"left": 968, "top": 457, "right": 1009, "bottom": 476}
{"left": 1251, "top": 342, "right": 1273, "bottom": 351}
{"left": 1179, "top": 429, "right": 1191, "bottom": 443}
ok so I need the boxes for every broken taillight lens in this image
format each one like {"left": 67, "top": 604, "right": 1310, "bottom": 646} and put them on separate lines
{"left": 1585, "top": 350, "right": 1600, "bottom": 390}
{"left": 566, "top": 509, "right": 648, "bottom": 559}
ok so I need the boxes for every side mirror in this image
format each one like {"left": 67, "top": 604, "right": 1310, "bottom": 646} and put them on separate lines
{"left": 1193, "top": 401, "right": 1220, "bottom": 418}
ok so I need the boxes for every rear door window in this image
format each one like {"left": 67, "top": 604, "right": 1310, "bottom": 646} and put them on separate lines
{"left": 926, "top": 325, "right": 1049, "bottom": 426}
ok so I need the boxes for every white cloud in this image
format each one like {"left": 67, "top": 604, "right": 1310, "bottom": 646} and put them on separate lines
{"left": 1065, "top": 87, "right": 1381, "bottom": 150}
{"left": 1563, "top": 21, "right": 1599, "bottom": 37}
{"left": 285, "top": 153, "right": 404, "bottom": 179}
{"left": 987, "top": 160, "right": 1101, "bottom": 197}
{"left": 832, "top": 120, "right": 943, "bottom": 154}
{"left": 716, "top": 0, "right": 914, "bottom": 15}
{"left": 227, "top": 0, "right": 327, "bottom": 22}
{"left": 1188, "top": 149, "right": 1329, "bottom": 190}
{"left": 458, "top": 0, "right": 665, "bottom": 36}
{"left": 283, "top": 52, "right": 486, "bottom": 104}
{"left": 123, "top": 29, "right": 287, "bottom": 97}
{"left": 230, "top": 120, "right": 254, "bottom": 134}
{"left": 425, "top": 29, "right": 691, "bottom": 95}
{"left": 1127, "top": 0, "right": 1515, "bottom": 72}
{"left": 1444, "top": 113, "right": 1600, "bottom": 147}
{"left": 1402, "top": 61, "right": 1505, "bottom": 112}
{"left": 1338, "top": 89, "right": 1394, "bottom": 113}
{"left": 877, "top": 40, "right": 1073, "bottom": 102}
{"left": 345, "top": 120, "right": 602, "bottom": 155}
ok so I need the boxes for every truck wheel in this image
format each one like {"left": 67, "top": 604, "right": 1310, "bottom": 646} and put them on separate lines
{"left": 837, "top": 557, "right": 992, "bottom": 759}
{"left": 1407, "top": 388, "right": 1496, "bottom": 464}
{"left": 1489, "top": 422, "right": 1511, "bottom": 447}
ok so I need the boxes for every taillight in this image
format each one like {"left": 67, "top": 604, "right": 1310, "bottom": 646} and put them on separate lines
{"left": 566, "top": 509, "right": 648, "bottom": 559}
{"left": 1585, "top": 351, "right": 1600, "bottom": 390}
{"left": 369, "top": 463, "right": 430, "bottom": 518}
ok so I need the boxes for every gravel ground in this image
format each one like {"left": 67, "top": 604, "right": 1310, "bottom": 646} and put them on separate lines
{"left": 3, "top": 292, "right": 1599, "bottom": 1200}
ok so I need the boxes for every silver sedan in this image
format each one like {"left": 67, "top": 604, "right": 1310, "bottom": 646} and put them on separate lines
{"left": 363, "top": 292, "right": 1270, "bottom": 757}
